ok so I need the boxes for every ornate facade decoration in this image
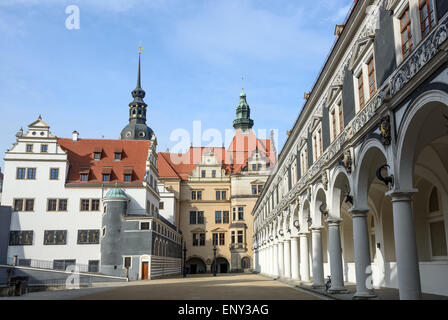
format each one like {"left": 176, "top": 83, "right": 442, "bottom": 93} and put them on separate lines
{"left": 322, "top": 171, "right": 328, "bottom": 191}
{"left": 379, "top": 115, "right": 392, "bottom": 146}
{"left": 343, "top": 149, "right": 353, "bottom": 174}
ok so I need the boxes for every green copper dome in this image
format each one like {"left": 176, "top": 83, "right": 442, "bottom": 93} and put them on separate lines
{"left": 104, "top": 187, "right": 128, "bottom": 200}
{"left": 233, "top": 88, "right": 254, "bottom": 130}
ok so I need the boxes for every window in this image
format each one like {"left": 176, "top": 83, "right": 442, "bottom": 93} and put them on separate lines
{"left": 258, "top": 163, "right": 262, "bottom": 171}
{"left": 213, "top": 233, "right": 225, "bottom": 246}
{"left": 368, "top": 58, "right": 376, "bottom": 96}
{"left": 88, "top": 260, "right": 100, "bottom": 273}
{"left": 231, "top": 231, "right": 235, "bottom": 244}
{"left": 140, "top": 222, "right": 150, "bottom": 230}
{"left": 77, "top": 230, "right": 100, "bottom": 244}
{"left": 13, "top": 199, "right": 23, "bottom": 211}
{"left": 252, "top": 185, "right": 257, "bottom": 195}
{"left": 25, "top": 199, "right": 34, "bottom": 211}
{"left": 47, "top": 199, "right": 57, "bottom": 211}
{"left": 9, "top": 231, "right": 33, "bottom": 246}
{"left": 429, "top": 187, "right": 439, "bottom": 212}
{"left": 124, "top": 174, "right": 132, "bottom": 182}
{"left": 358, "top": 71, "right": 365, "bottom": 108}
{"left": 114, "top": 153, "right": 122, "bottom": 161}
{"left": 192, "top": 190, "right": 202, "bottom": 200}
{"left": 59, "top": 199, "right": 68, "bottom": 211}
{"left": 102, "top": 174, "right": 110, "bottom": 182}
{"left": 190, "top": 211, "right": 197, "bottom": 224}
{"left": 197, "top": 211, "right": 205, "bottom": 224}
{"left": 237, "top": 230, "right": 243, "bottom": 244}
{"left": 80, "top": 173, "right": 88, "bottom": 182}
{"left": 94, "top": 152, "right": 101, "bottom": 161}
{"left": 159, "top": 202, "right": 164, "bottom": 210}
{"left": 252, "top": 164, "right": 257, "bottom": 171}
{"left": 331, "top": 109, "right": 337, "bottom": 141}
{"left": 54, "top": 260, "right": 76, "bottom": 271}
{"left": 216, "top": 190, "right": 226, "bottom": 200}
{"left": 215, "top": 211, "right": 222, "bottom": 224}
{"left": 124, "top": 257, "right": 132, "bottom": 268}
{"left": 26, "top": 144, "right": 33, "bottom": 153}
{"left": 213, "top": 233, "right": 218, "bottom": 246}
{"left": 338, "top": 100, "right": 344, "bottom": 133}
{"left": 312, "top": 126, "right": 323, "bottom": 162}
{"left": 400, "top": 7, "right": 413, "bottom": 59}
{"left": 80, "top": 199, "right": 100, "bottom": 211}
{"left": 50, "top": 168, "right": 59, "bottom": 180}
{"left": 238, "top": 207, "right": 244, "bottom": 221}
{"left": 44, "top": 230, "right": 67, "bottom": 245}
{"left": 16, "top": 168, "right": 26, "bottom": 180}
{"left": 212, "top": 170, "right": 216, "bottom": 178}
{"left": 419, "top": 0, "right": 435, "bottom": 38}
{"left": 219, "top": 233, "right": 225, "bottom": 246}
{"left": 201, "top": 170, "right": 206, "bottom": 178}
{"left": 300, "top": 146, "right": 308, "bottom": 175}
{"left": 223, "top": 211, "right": 230, "bottom": 224}
{"left": 193, "top": 233, "right": 205, "bottom": 246}
{"left": 27, "top": 168, "right": 36, "bottom": 180}
{"left": 41, "top": 144, "right": 48, "bottom": 153}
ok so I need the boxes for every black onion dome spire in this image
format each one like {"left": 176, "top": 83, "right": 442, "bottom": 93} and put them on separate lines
{"left": 233, "top": 88, "right": 254, "bottom": 131}
{"left": 120, "top": 46, "right": 154, "bottom": 141}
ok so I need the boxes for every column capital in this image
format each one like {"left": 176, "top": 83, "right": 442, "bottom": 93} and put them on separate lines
{"left": 326, "top": 217, "right": 342, "bottom": 225}
{"left": 298, "top": 232, "right": 310, "bottom": 237}
{"left": 348, "top": 207, "right": 370, "bottom": 218}
{"left": 310, "top": 226, "right": 324, "bottom": 232}
{"left": 386, "top": 188, "right": 419, "bottom": 201}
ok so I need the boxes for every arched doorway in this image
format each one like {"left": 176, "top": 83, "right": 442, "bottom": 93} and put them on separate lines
{"left": 211, "top": 257, "right": 230, "bottom": 274}
{"left": 241, "top": 256, "right": 251, "bottom": 270}
{"left": 186, "top": 257, "right": 206, "bottom": 274}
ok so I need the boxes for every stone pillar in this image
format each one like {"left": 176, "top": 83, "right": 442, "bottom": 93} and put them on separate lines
{"left": 278, "top": 241, "right": 284, "bottom": 278}
{"left": 273, "top": 242, "right": 279, "bottom": 277}
{"left": 290, "top": 236, "right": 300, "bottom": 281}
{"left": 260, "top": 246, "right": 265, "bottom": 274}
{"left": 389, "top": 191, "right": 422, "bottom": 300}
{"left": 350, "top": 209, "right": 377, "bottom": 299}
{"left": 283, "top": 239, "right": 292, "bottom": 279}
{"left": 269, "top": 244, "right": 274, "bottom": 276}
{"left": 299, "top": 233, "right": 310, "bottom": 282}
{"left": 311, "top": 227, "right": 325, "bottom": 288}
{"left": 327, "top": 219, "right": 348, "bottom": 293}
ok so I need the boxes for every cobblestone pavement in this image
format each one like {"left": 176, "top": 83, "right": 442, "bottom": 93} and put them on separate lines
{"left": 73, "top": 274, "right": 325, "bottom": 300}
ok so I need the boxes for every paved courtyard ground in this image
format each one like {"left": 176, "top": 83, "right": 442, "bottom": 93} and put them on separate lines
{"left": 0, "top": 274, "right": 325, "bottom": 300}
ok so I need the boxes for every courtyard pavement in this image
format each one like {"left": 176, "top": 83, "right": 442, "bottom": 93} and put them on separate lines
{"left": 0, "top": 273, "right": 327, "bottom": 300}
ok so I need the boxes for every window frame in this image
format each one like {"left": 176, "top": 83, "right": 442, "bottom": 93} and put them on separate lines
{"left": 49, "top": 168, "right": 60, "bottom": 180}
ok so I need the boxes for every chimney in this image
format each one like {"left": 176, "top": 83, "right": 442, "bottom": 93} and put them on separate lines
{"left": 72, "top": 131, "right": 79, "bottom": 142}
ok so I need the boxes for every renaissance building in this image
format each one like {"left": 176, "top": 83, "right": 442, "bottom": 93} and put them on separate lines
{"left": 158, "top": 89, "right": 276, "bottom": 274}
{"left": 1, "top": 51, "right": 182, "bottom": 281}
{"left": 252, "top": 0, "right": 448, "bottom": 299}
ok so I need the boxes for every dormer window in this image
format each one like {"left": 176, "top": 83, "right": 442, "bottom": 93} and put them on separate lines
{"left": 93, "top": 148, "right": 102, "bottom": 161}
{"left": 80, "top": 167, "right": 90, "bottom": 182}
{"left": 114, "top": 148, "right": 123, "bottom": 161}
{"left": 123, "top": 167, "right": 133, "bottom": 182}
{"left": 102, "top": 167, "right": 112, "bottom": 182}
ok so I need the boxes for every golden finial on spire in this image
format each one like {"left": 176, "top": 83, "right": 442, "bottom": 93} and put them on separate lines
{"left": 138, "top": 42, "right": 144, "bottom": 55}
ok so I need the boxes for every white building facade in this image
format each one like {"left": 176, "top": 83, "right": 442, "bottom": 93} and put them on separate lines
{"left": 253, "top": 0, "right": 448, "bottom": 299}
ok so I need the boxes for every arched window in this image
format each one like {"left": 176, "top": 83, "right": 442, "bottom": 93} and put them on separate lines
{"left": 429, "top": 187, "right": 440, "bottom": 212}
{"left": 241, "top": 257, "right": 251, "bottom": 269}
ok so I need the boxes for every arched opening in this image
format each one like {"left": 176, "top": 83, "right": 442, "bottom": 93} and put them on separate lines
{"left": 186, "top": 257, "right": 206, "bottom": 274}
{"left": 397, "top": 95, "right": 448, "bottom": 295}
{"left": 211, "top": 257, "right": 230, "bottom": 274}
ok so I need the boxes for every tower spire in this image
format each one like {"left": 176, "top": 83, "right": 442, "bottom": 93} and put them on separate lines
{"left": 137, "top": 45, "right": 143, "bottom": 89}
{"left": 233, "top": 87, "right": 254, "bottom": 131}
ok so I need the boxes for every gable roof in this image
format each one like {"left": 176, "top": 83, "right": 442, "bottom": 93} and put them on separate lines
{"left": 158, "top": 130, "right": 275, "bottom": 180}
{"left": 58, "top": 138, "right": 151, "bottom": 188}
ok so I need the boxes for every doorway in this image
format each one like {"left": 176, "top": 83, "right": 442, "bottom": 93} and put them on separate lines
{"left": 142, "top": 262, "right": 149, "bottom": 280}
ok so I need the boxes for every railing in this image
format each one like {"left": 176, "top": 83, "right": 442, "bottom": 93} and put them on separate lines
{"left": 6, "top": 257, "right": 96, "bottom": 273}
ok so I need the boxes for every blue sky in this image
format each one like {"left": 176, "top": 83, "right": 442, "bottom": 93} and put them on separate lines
{"left": 0, "top": 0, "right": 353, "bottom": 168}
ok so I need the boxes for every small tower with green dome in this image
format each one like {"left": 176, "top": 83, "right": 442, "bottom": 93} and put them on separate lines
{"left": 233, "top": 88, "right": 254, "bottom": 131}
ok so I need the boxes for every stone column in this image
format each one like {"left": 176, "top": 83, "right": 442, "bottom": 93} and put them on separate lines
{"left": 327, "top": 219, "right": 348, "bottom": 293}
{"left": 388, "top": 191, "right": 422, "bottom": 300}
{"left": 273, "top": 242, "right": 279, "bottom": 277}
{"left": 350, "top": 209, "right": 377, "bottom": 299}
{"left": 290, "top": 236, "right": 300, "bottom": 281}
{"left": 283, "top": 239, "right": 292, "bottom": 279}
{"left": 299, "top": 233, "right": 310, "bottom": 282}
{"left": 311, "top": 227, "right": 325, "bottom": 288}
{"left": 278, "top": 240, "right": 284, "bottom": 278}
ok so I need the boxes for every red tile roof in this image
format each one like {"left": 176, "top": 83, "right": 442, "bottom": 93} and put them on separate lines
{"left": 158, "top": 130, "right": 276, "bottom": 180}
{"left": 58, "top": 138, "right": 151, "bottom": 188}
